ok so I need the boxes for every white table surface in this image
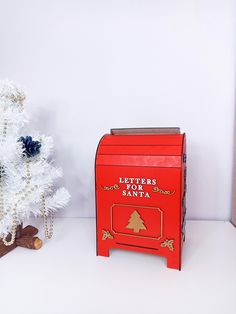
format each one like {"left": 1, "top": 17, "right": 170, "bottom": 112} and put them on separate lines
{"left": 0, "top": 219, "right": 235, "bottom": 314}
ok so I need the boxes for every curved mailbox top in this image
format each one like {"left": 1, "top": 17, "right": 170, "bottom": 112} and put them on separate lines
{"left": 96, "top": 132, "right": 185, "bottom": 168}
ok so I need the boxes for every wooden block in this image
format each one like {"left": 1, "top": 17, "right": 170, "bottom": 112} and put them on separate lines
{"left": 21, "top": 225, "right": 39, "bottom": 237}
{"left": 0, "top": 225, "right": 22, "bottom": 257}
{"left": 0, "top": 241, "right": 17, "bottom": 257}
{"left": 0, "top": 224, "right": 42, "bottom": 257}
{"left": 16, "top": 236, "right": 43, "bottom": 250}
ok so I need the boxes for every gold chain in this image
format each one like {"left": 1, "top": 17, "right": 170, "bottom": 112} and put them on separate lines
{"left": 41, "top": 194, "right": 54, "bottom": 239}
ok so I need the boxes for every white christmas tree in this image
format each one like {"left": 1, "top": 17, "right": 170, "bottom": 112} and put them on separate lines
{"left": 0, "top": 80, "right": 70, "bottom": 247}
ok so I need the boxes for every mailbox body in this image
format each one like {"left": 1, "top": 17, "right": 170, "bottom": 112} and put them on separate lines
{"left": 95, "top": 132, "right": 186, "bottom": 270}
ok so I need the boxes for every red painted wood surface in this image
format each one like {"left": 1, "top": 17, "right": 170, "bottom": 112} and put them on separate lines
{"left": 97, "top": 145, "right": 182, "bottom": 156}
{"left": 95, "top": 131, "right": 186, "bottom": 270}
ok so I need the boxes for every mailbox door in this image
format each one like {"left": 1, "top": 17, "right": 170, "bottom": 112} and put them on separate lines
{"left": 96, "top": 164, "right": 182, "bottom": 268}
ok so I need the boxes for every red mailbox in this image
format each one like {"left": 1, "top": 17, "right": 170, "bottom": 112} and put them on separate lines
{"left": 95, "top": 128, "right": 187, "bottom": 270}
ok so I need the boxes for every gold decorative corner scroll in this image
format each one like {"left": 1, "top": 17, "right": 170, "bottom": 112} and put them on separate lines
{"left": 102, "top": 230, "right": 114, "bottom": 241}
{"left": 152, "top": 186, "right": 175, "bottom": 196}
{"left": 160, "top": 239, "right": 174, "bottom": 251}
{"left": 102, "top": 184, "right": 120, "bottom": 191}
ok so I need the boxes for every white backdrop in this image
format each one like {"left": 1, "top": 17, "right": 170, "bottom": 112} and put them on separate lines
{"left": 0, "top": 0, "right": 235, "bottom": 219}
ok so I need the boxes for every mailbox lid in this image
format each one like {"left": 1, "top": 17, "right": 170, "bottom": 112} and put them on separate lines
{"left": 97, "top": 134, "right": 185, "bottom": 156}
{"left": 99, "top": 133, "right": 184, "bottom": 148}
{"left": 96, "top": 133, "right": 185, "bottom": 167}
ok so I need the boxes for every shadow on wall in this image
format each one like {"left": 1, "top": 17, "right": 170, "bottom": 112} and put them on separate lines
{"left": 231, "top": 89, "right": 236, "bottom": 227}
{"left": 26, "top": 105, "right": 93, "bottom": 217}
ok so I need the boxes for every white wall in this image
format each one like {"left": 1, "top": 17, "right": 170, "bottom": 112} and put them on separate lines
{"left": 0, "top": 0, "right": 235, "bottom": 219}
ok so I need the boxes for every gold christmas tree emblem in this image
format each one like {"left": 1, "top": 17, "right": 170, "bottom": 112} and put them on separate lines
{"left": 126, "top": 210, "right": 147, "bottom": 233}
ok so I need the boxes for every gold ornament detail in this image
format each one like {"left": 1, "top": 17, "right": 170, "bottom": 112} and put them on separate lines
{"left": 161, "top": 239, "right": 174, "bottom": 251}
{"left": 7, "top": 92, "right": 25, "bottom": 112}
{"left": 102, "top": 184, "right": 120, "bottom": 191}
{"left": 126, "top": 210, "right": 147, "bottom": 233}
{"left": 102, "top": 230, "right": 114, "bottom": 240}
{"left": 152, "top": 186, "right": 175, "bottom": 195}
{"left": 8, "top": 93, "right": 26, "bottom": 104}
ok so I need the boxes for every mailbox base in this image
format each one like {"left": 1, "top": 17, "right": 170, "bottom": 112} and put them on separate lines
{"left": 97, "top": 243, "right": 181, "bottom": 270}
{"left": 97, "top": 246, "right": 110, "bottom": 257}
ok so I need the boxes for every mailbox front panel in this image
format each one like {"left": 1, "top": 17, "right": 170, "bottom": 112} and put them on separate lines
{"left": 96, "top": 165, "right": 183, "bottom": 269}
